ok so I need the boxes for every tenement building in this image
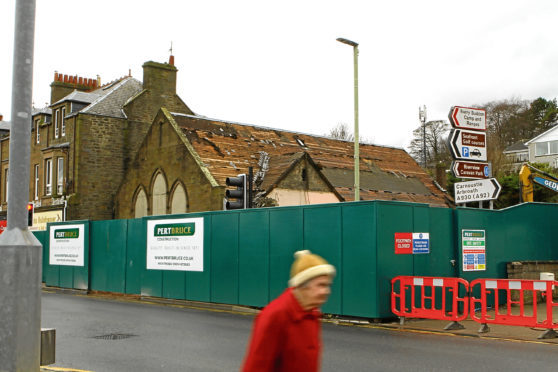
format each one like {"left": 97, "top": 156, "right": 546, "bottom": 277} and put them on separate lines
{"left": 0, "top": 56, "right": 451, "bottom": 228}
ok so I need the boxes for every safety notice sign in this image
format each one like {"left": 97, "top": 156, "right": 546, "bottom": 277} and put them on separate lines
{"left": 462, "top": 229, "right": 486, "bottom": 271}
{"left": 395, "top": 232, "right": 430, "bottom": 254}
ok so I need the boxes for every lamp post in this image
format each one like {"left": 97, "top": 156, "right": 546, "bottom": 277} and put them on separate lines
{"left": 0, "top": 0, "right": 42, "bottom": 369}
{"left": 337, "top": 37, "right": 360, "bottom": 201}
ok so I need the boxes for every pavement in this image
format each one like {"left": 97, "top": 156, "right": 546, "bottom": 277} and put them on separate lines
{"left": 38, "top": 288, "right": 558, "bottom": 371}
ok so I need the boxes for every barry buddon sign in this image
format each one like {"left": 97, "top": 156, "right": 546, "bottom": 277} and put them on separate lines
{"left": 449, "top": 106, "right": 487, "bottom": 131}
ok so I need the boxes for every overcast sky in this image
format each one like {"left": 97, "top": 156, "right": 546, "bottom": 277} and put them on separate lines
{"left": 1, "top": 0, "right": 557, "bottom": 150}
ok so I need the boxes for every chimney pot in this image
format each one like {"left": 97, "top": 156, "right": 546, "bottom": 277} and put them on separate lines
{"left": 169, "top": 55, "right": 175, "bottom": 66}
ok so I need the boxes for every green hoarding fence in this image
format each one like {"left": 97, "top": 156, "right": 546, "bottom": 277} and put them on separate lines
{"left": 41, "top": 201, "right": 558, "bottom": 319}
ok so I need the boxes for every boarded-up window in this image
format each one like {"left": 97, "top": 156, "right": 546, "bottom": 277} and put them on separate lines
{"left": 134, "top": 188, "right": 148, "bottom": 218}
{"left": 152, "top": 174, "right": 167, "bottom": 216}
{"left": 171, "top": 183, "right": 187, "bottom": 214}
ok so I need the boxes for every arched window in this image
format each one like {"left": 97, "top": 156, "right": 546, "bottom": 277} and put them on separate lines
{"left": 134, "top": 188, "right": 148, "bottom": 218}
{"left": 152, "top": 173, "right": 167, "bottom": 216}
{"left": 171, "top": 183, "right": 187, "bottom": 214}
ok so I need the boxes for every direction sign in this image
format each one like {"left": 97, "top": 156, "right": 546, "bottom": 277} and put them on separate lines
{"left": 449, "top": 129, "right": 487, "bottom": 161}
{"left": 449, "top": 106, "right": 486, "bottom": 131}
{"left": 452, "top": 161, "right": 491, "bottom": 179}
{"left": 454, "top": 178, "right": 501, "bottom": 203}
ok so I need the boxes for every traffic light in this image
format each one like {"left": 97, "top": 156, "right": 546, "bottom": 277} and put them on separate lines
{"left": 225, "top": 174, "right": 247, "bottom": 210}
{"left": 27, "top": 202, "right": 34, "bottom": 227}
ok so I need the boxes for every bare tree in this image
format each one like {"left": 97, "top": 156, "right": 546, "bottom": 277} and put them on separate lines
{"left": 408, "top": 120, "right": 450, "bottom": 168}
{"left": 327, "top": 122, "right": 354, "bottom": 141}
{"left": 476, "top": 98, "right": 529, "bottom": 147}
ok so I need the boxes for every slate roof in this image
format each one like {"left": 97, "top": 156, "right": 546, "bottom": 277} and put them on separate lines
{"left": 170, "top": 113, "right": 452, "bottom": 207}
{"left": 50, "top": 77, "right": 142, "bottom": 119}
{"left": 503, "top": 141, "right": 528, "bottom": 153}
{"left": 0, "top": 120, "right": 10, "bottom": 131}
{"left": 80, "top": 77, "right": 142, "bottom": 118}
{"left": 52, "top": 91, "right": 102, "bottom": 106}
{"left": 32, "top": 107, "right": 52, "bottom": 117}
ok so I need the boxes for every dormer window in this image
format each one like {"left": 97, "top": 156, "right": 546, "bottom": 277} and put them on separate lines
{"left": 61, "top": 107, "right": 66, "bottom": 136}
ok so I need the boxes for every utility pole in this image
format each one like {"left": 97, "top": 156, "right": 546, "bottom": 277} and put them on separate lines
{"left": 419, "top": 105, "right": 427, "bottom": 168}
{"left": 0, "top": 0, "right": 42, "bottom": 370}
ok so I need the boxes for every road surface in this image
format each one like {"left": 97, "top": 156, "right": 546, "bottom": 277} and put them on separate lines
{"left": 42, "top": 291, "right": 558, "bottom": 371}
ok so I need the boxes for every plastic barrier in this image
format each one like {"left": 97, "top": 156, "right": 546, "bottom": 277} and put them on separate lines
{"left": 470, "top": 278, "right": 558, "bottom": 330}
{"left": 391, "top": 276, "right": 469, "bottom": 322}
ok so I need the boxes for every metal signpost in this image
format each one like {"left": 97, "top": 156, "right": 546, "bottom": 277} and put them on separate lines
{"left": 447, "top": 106, "right": 499, "bottom": 208}
{"left": 0, "top": 0, "right": 42, "bottom": 370}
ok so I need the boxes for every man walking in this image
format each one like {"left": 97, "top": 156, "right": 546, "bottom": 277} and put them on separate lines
{"left": 242, "top": 250, "right": 336, "bottom": 372}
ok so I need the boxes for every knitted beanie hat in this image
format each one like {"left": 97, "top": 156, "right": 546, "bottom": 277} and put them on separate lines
{"left": 288, "top": 250, "right": 336, "bottom": 287}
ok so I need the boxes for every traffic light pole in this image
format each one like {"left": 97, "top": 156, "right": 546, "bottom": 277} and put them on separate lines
{"left": 248, "top": 167, "right": 253, "bottom": 208}
{"left": 0, "top": 0, "right": 42, "bottom": 370}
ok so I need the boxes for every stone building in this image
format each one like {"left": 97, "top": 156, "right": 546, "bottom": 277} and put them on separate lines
{"left": 0, "top": 57, "right": 193, "bottom": 228}
{"left": 0, "top": 57, "right": 451, "bottom": 228}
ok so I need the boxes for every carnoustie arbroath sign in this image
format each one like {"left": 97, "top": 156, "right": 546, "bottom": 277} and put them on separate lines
{"left": 49, "top": 224, "right": 85, "bottom": 266}
{"left": 146, "top": 217, "right": 204, "bottom": 271}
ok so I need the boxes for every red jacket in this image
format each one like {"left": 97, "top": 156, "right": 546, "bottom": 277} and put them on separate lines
{"left": 242, "top": 288, "right": 322, "bottom": 372}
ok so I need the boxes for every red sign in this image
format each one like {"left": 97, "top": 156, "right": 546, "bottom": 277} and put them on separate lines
{"left": 394, "top": 233, "right": 412, "bottom": 254}
{"left": 0, "top": 220, "right": 6, "bottom": 235}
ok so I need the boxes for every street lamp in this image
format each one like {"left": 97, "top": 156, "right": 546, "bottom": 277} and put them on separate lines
{"left": 337, "top": 37, "right": 360, "bottom": 201}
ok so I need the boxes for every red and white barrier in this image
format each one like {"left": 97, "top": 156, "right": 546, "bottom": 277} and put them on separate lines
{"left": 470, "top": 278, "right": 558, "bottom": 332}
{"left": 391, "top": 276, "right": 469, "bottom": 322}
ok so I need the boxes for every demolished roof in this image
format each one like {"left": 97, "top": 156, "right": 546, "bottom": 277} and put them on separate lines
{"left": 170, "top": 112, "right": 452, "bottom": 207}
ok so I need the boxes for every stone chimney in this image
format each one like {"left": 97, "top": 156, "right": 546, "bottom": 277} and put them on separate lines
{"left": 142, "top": 59, "right": 177, "bottom": 97}
{"left": 50, "top": 71, "right": 100, "bottom": 104}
